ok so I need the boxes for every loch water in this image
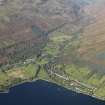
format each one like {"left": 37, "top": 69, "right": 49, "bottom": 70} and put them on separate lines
{"left": 0, "top": 80, "right": 105, "bottom": 105}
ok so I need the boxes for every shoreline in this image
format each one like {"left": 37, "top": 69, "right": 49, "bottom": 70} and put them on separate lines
{"left": 0, "top": 78, "right": 104, "bottom": 101}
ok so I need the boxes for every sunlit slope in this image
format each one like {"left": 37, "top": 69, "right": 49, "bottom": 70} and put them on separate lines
{"left": 79, "top": 3, "right": 105, "bottom": 71}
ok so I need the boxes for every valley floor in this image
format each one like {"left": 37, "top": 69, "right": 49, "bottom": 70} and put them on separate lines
{"left": 0, "top": 60, "right": 105, "bottom": 101}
